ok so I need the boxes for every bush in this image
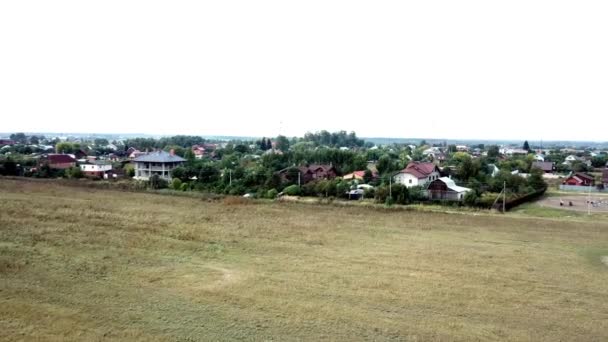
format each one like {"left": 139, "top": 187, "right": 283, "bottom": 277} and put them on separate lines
{"left": 180, "top": 182, "right": 189, "bottom": 191}
{"left": 463, "top": 191, "right": 478, "bottom": 207}
{"left": 65, "top": 166, "right": 83, "bottom": 179}
{"left": 479, "top": 192, "right": 501, "bottom": 208}
{"left": 266, "top": 188, "right": 278, "bottom": 199}
{"left": 282, "top": 184, "right": 300, "bottom": 196}
{"left": 172, "top": 178, "right": 183, "bottom": 190}
{"left": 148, "top": 174, "right": 168, "bottom": 189}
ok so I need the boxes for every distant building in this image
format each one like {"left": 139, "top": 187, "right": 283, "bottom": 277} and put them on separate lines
{"left": 45, "top": 154, "right": 77, "bottom": 169}
{"left": 133, "top": 150, "right": 186, "bottom": 181}
{"left": 0, "top": 139, "right": 16, "bottom": 146}
{"left": 393, "top": 162, "right": 440, "bottom": 188}
{"left": 487, "top": 164, "right": 500, "bottom": 178}
{"left": 80, "top": 161, "right": 113, "bottom": 178}
{"left": 427, "top": 177, "right": 472, "bottom": 201}
{"left": 531, "top": 161, "right": 555, "bottom": 174}
{"left": 343, "top": 170, "right": 377, "bottom": 181}
{"left": 277, "top": 164, "right": 337, "bottom": 184}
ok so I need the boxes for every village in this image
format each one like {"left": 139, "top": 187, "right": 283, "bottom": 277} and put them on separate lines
{"left": 1, "top": 131, "right": 607, "bottom": 210}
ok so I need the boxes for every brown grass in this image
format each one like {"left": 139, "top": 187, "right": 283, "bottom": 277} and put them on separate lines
{"left": 1, "top": 178, "right": 608, "bottom": 341}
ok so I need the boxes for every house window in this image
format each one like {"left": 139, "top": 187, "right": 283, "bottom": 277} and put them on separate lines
{"left": 409, "top": 179, "right": 412, "bottom": 184}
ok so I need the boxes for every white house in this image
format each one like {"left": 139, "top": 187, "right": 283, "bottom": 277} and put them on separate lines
{"left": 133, "top": 150, "right": 186, "bottom": 181}
{"left": 534, "top": 154, "right": 545, "bottom": 162}
{"left": 80, "top": 161, "right": 112, "bottom": 178}
{"left": 487, "top": 164, "right": 500, "bottom": 178}
{"left": 393, "top": 162, "right": 441, "bottom": 188}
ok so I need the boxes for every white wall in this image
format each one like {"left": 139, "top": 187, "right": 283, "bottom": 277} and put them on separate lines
{"left": 393, "top": 171, "right": 440, "bottom": 188}
{"left": 80, "top": 164, "right": 112, "bottom": 172}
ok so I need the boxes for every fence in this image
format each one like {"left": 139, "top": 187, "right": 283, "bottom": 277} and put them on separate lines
{"left": 559, "top": 185, "right": 605, "bottom": 193}
{"left": 492, "top": 187, "right": 547, "bottom": 212}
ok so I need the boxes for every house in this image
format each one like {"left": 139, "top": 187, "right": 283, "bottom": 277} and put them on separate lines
{"left": 192, "top": 144, "right": 218, "bottom": 159}
{"left": 393, "top": 162, "right": 440, "bottom": 188}
{"left": 343, "top": 170, "right": 377, "bottom": 181}
{"left": 129, "top": 149, "right": 146, "bottom": 159}
{"left": 277, "top": 164, "right": 337, "bottom": 184}
{"left": 132, "top": 150, "right": 186, "bottom": 181}
{"left": 534, "top": 154, "right": 545, "bottom": 162}
{"left": 603, "top": 169, "right": 608, "bottom": 187}
{"left": 456, "top": 145, "right": 469, "bottom": 152}
{"left": 500, "top": 148, "right": 528, "bottom": 156}
{"left": 487, "top": 164, "right": 500, "bottom": 178}
{"left": 562, "top": 155, "right": 592, "bottom": 167}
{"left": 562, "top": 172, "right": 595, "bottom": 186}
{"left": 427, "top": 177, "right": 472, "bottom": 201}
{"left": 531, "top": 161, "right": 555, "bottom": 174}
{"left": 45, "top": 154, "right": 77, "bottom": 169}
{"left": 80, "top": 161, "right": 113, "bottom": 178}
{"left": 0, "top": 139, "right": 16, "bottom": 146}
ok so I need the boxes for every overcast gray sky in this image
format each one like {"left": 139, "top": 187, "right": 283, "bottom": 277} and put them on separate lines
{"left": 1, "top": 1, "right": 607, "bottom": 141}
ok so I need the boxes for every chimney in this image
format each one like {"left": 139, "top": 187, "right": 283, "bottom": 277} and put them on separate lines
{"left": 170, "top": 149, "right": 175, "bottom": 156}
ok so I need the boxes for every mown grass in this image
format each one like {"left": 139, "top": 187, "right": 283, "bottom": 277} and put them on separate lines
{"left": 1, "top": 179, "right": 608, "bottom": 341}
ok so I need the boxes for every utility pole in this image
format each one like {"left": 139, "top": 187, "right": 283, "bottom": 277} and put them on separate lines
{"left": 229, "top": 169, "right": 232, "bottom": 186}
{"left": 389, "top": 174, "right": 393, "bottom": 200}
{"left": 588, "top": 182, "right": 591, "bottom": 215}
{"left": 298, "top": 171, "right": 301, "bottom": 188}
{"left": 503, "top": 181, "right": 506, "bottom": 213}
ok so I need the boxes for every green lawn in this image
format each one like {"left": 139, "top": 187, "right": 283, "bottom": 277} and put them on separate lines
{"left": 1, "top": 179, "right": 608, "bottom": 341}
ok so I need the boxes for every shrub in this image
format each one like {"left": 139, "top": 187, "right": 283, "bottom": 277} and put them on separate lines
{"left": 463, "top": 191, "right": 478, "bottom": 207}
{"left": 148, "top": 174, "right": 168, "bottom": 189}
{"left": 266, "top": 188, "right": 278, "bottom": 199}
{"left": 172, "top": 178, "right": 183, "bottom": 190}
{"left": 65, "top": 166, "right": 83, "bottom": 179}
{"left": 283, "top": 184, "right": 300, "bottom": 196}
{"left": 180, "top": 182, "right": 189, "bottom": 191}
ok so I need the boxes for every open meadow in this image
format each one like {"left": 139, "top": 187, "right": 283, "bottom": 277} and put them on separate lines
{"left": 1, "top": 178, "right": 608, "bottom": 341}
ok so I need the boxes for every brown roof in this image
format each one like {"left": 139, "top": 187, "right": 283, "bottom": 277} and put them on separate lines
{"left": 47, "top": 154, "right": 76, "bottom": 164}
{"left": 399, "top": 162, "right": 438, "bottom": 179}
{"left": 602, "top": 169, "right": 608, "bottom": 183}
{"left": 532, "top": 161, "right": 554, "bottom": 172}
{"left": 574, "top": 172, "right": 594, "bottom": 181}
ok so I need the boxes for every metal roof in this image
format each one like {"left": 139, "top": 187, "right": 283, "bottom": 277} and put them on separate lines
{"left": 132, "top": 151, "right": 186, "bottom": 163}
{"left": 438, "top": 177, "right": 471, "bottom": 193}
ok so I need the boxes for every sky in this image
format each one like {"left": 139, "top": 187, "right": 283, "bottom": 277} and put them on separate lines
{"left": 1, "top": 1, "right": 607, "bottom": 141}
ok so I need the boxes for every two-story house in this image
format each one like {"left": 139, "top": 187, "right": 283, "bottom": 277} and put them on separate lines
{"left": 393, "top": 162, "right": 440, "bottom": 188}
{"left": 133, "top": 150, "right": 185, "bottom": 181}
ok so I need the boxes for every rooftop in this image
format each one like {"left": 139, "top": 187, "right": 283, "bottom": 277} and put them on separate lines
{"left": 133, "top": 151, "right": 186, "bottom": 163}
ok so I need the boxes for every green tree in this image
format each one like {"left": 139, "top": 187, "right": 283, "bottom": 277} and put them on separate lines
{"left": 527, "top": 168, "right": 547, "bottom": 191}
{"left": 275, "top": 135, "right": 290, "bottom": 151}
{"left": 523, "top": 140, "right": 530, "bottom": 151}
{"left": 363, "top": 169, "right": 373, "bottom": 184}
{"left": 487, "top": 145, "right": 500, "bottom": 159}
{"left": 94, "top": 138, "right": 109, "bottom": 146}
{"left": 55, "top": 142, "right": 75, "bottom": 154}
{"left": 184, "top": 149, "right": 196, "bottom": 163}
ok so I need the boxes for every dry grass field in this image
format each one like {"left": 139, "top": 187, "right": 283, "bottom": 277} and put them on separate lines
{"left": 1, "top": 178, "right": 608, "bottom": 341}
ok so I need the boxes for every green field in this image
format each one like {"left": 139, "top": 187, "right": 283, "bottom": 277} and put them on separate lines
{"left": 1, "top": 179, "right": 608, "bottom": 341}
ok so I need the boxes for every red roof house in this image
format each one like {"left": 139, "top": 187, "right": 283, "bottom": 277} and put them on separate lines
{"left": 278, "top": 164, "right": 337, "bottom": 184}
{"left": 393, "top": 162, "right": 441, "bottom": 188}
{"left": 343, "top": 170, "right": 377, "bottom": 181}
{"left": 562, "top": 172, "right": 595, "bottom": 186}
{"left": 46, "top": 154, "right": 77, "bottom": 169}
